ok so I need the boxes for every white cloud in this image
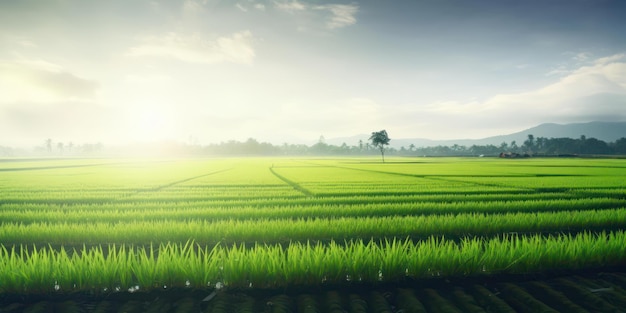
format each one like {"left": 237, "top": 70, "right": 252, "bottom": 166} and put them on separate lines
{"left": 0, "top": 57, "right": 98, "bottom": 104}
{"left": 274, "top": 1, "right": 358, "bottom": 30}
{"left": 594, "top": 53, "right": 625, "bottom": 65}
{"left": 548, "top": 53, "right": 625, "bottom": 77}
{"left": 124, "top": 74, "right": 172, "bottom": 84}
{"left": 315, "top": 4, "right": 358, "bottom": 29}
{"left": 411, "top": 53, "right": 626, "bottom": 138}
{"left": 236, "top": 2, "right": 266, "bottom": 12}
{"left": 325, "top": 53, "right": 626, "bottom": 141}
{"left": 538, "top": 60, "right": 626, "bottom": 97}
{"left": 18, "top": 40, "right": 37, "bottom": 48}
{"left": 182, "top": 0, "right": 205, "bottom": 14}
{"left": 236, "top": 3, "right": 248, "bottom": 12}
{"left": 258, "top": 97, "right": 384, "bottom": 140}
{"left": 0, "top": 101, "right": 117, "bottom": 147}
{"left": 273, "top": 0, "right": 306, "bottom": 12}
{"left": 127, "top": 31, "right": 255, "bottom": 64}
{"left": 545, "top": 65, "right": 571, "bottom": 76}
{"left": 572, "top": 52, "right": 592, "bottom": 62}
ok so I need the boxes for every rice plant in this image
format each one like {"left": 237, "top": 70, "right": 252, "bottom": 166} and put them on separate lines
{"left": 1, "top": 157, "right": 626, "bottom": 295}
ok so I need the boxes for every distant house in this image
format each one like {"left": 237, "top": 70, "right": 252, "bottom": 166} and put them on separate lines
{"left": 499, "top": 152, "right": 529, "bottom": 158}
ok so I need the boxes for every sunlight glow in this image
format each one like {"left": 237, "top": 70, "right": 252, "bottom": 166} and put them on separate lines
{"left": 131, "top": 109, "right": 170, "bottom": 142}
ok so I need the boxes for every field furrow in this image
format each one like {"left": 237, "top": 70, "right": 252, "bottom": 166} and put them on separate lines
{"left": 1, "top": 157, "right": 625, "bottom": 311}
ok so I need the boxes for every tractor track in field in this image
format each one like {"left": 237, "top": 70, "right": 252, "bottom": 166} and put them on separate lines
{"left": 298, "top": 161, "right": 592, "bottom": 195}
{"left": 2, "top": 270, "right": 626, "bottom": 312}
{"left": 147, "top": 168, "right": 233, "bottom": 192}
{"left": 116, "top": 169, "right": 233, "bottom": 200}
{"left": 269, "top": 166, "right": 314, "bottom": 197}
{"left": 297, "top": 160, "right": 511, "bottom": 184}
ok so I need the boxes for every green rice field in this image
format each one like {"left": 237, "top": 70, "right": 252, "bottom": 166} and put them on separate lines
{"left": 1, "top": 156, "right": 626, "bottom": 312}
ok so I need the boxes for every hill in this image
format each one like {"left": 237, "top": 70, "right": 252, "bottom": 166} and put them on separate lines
{"left": 327, "top": 121, "right": 626, "bottom": 148}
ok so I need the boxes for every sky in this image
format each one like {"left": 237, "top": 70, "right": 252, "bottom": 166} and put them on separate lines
{"left": 1, "top": 0, "right": 626, "bottom": 148}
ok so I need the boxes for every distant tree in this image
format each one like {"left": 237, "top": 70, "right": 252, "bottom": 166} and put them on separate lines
{"left": 311, "top": 137, "right": 329, "bottom": 154}
{"left": 499, "top": 141, "right": 509, "bottom": 151}
{"left": 369, "top": 129, "right": 390, "bottom": 162}
{"left": 57, "top": 142, "right": 64, "bottom": 154}
{"left": 535, "top": 137, "right": 547, "bottom": 153}
{"left": 45, "top": 138, "right": 52, "bottom": 153}
{"left": 523, "top": 134, "right": 535, "bottom": 153}
{"left": 581, "top": 137, "right": 610, "bottom": 154}
{"left": 579, "top": 135, "right": 587, "bottom": 154}
{"left": 318, "top": 135, "right": 326, "bottom": 145}
{"left": 409, "top": 144, "right": 415, "bottom": 151}
{"left": 613, "top": 138, "right": 626, "bottom": 154}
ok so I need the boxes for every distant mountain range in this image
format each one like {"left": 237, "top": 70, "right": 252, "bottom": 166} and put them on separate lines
{"left": 326, "top": 121, "right": 626, "bottom": 148}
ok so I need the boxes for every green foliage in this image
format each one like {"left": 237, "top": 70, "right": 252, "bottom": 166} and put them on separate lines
{"left": 2, "top": 232, "right": 626, "bottom": 293}
{"left": 1, "top": 157, "right": 626, "bottom": 294}
{"left": 369, "top": 129, "right": 390, "bottom": 162}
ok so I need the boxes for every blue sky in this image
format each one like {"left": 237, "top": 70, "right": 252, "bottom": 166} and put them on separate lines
{"left": 1, "top": 0, "right": 625, "bottom": 147}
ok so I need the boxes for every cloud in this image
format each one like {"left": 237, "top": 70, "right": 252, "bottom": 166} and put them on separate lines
{"left": 274, "top": 1, "right": 358, "bottom": 30}
{"left": 572, "top": 52, "right": 592, "bottom": 62}
{"left": 594, "top": 53, "right": 625, "bottom": 65}
{"left": 236, "top": 3, "right": 248, "bottom": 12}
{"left": 315, "top": 4, "right": 358, "bottom": 29}
{"left": 547, "top": 53, "right": 625, "bottom": 77}
{"left": 323, "top": 53, "right": 626, "bottom": 141}
{"left": 255, "top": 97, "right": 384, "bottom": 140}
{"left": 273, "top": 0, "right": 307, "bottom": 12}
{"left": 127, "top": 31, "right": 255, "bottom": 64}
{"left": 123, "top": 74, "right": 172, "bottom": 84}
{"left": 182, "top": 0, "right": 206, "bottom": 14}
{"left": 236, "top": 2, "right": 266, "bottom": 12}
{"left": 0, "top": 57, "right": 98, "bottom": 104}
{"left": 410, "top": 53, "right": 626, "bottom": 138}
{"left": 545, "top": 65, "right": 570, "bottom": 76}
{"left": 0, "top": 100, "right": 123, "bottom": 147}
{"left": 18, "top": 40, "right": 37, "bottom": 48}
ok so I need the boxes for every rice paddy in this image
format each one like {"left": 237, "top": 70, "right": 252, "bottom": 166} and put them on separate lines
{"left": 1, "top": 156, "right": 626, "bottom": 312}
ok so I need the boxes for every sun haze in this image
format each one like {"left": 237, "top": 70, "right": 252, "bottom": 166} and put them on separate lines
{"left": 1, "top": 0, "right": 625, "bottom": 148}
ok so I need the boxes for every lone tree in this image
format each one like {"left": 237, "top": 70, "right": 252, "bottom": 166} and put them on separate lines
{"left": 369, "top": 129, "right": 390, "bottom": 162}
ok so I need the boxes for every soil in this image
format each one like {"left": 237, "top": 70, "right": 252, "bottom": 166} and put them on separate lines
{"left": 2, "top": 267, "right": 626, "bottom": 312}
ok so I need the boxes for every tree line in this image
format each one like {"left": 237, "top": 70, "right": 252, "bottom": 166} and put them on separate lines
{"left": 199, "top": 134, "right": 626, "bottom": 157}
{"left": 410, "top": 135, "right": 626, "bottom": 157}
{"left": 2, "top": 134, "right": 625, "bottom": 157}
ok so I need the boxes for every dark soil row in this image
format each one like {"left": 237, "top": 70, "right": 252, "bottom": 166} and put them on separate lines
{"left": 2, "top": 269, "right": 626, "bottom": 312}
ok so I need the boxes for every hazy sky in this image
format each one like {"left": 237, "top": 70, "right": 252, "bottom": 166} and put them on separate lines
{"left": 1, "top": 0, "right": 626, "bottom": 147}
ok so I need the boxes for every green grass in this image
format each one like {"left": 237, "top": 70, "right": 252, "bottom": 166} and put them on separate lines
{"left": 1, "top": 232, "right": 624, "bottom": 293}
{"left": 1, "top": 156, "right": 626, "bottom": 294}
{"left": 2, "top": 208, "right": 626, "bottom": 246}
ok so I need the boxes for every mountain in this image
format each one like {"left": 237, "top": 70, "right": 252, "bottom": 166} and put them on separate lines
{"left": 470, "top": 121, "right": 626, "bottom": 147}
{"left": 326, "top": 121, "right": 626, "bottom": 148}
